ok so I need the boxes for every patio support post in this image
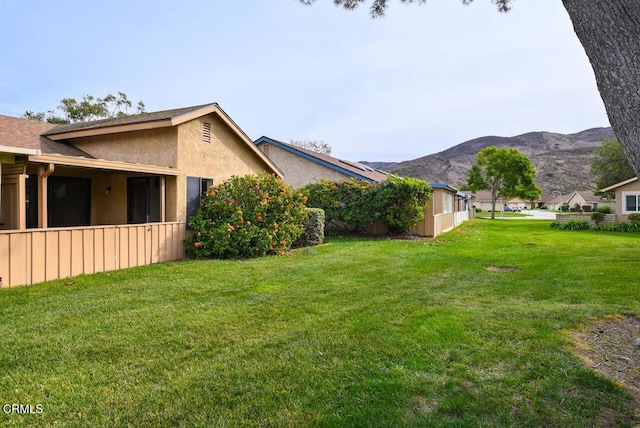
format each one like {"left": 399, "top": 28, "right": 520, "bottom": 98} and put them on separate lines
{"left": 38, "top": 163, "right": 54, "bottom": 228}
{"left": 17, "top": 174, "right": 27, "bottom": 230}
{"left": 159, "top": 176, "right": 166, "bottom": 222}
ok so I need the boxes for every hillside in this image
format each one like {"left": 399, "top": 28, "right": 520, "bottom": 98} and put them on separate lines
{"left": 363, "top": 127, "right": 615, "bottom": 197}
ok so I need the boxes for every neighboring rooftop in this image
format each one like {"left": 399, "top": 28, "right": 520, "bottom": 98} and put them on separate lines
{"left": 255, "top": 136, "right": 389, "bottom": 184}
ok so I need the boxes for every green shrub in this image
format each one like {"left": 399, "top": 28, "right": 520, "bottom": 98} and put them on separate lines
{"left": 185, "top": 173, "right": 307, "bottom": 258}
{"left": 628, "top": 213, "right": 640, "bottom": 224}
{"left": 295, "top": 208, "right": 325, "bottom": 247}
{"left": 590, "top": 211, "right": 605, "bottom": 225}
{"left": 592, "top": 222, "right": 640, "bottom": 232}
{"left": 302, "top": 176, "right": 431, "bottom": 235}
{"left": 569, "top": 203, "right": 582, "bottom": 213}
{"left": 374, "top": 175, "right": 432, "bottom": 234}
{"left": 550, "top": 220, "right": 590, "bottom": 230}
{"left": 596, "top": 206, "right": 611, "bottom": 214}
{"left": 303, "top": 179, "right": 375, "bottom": 232}
{"left": 475, "top": 207, "right": 482, "bottom": 212}
{"left": 582, "top": 205, "right": 592, "bottom": 212}
{"left": 561, "top": 203, "right": 569, "bottom": 212}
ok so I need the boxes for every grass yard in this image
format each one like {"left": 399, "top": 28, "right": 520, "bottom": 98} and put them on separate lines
{"left": 1, "top": 219, "right": 639, "bottom": 427}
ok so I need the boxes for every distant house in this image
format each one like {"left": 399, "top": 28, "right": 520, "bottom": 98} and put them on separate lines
{"left": 600, "top": 177, "right": 640, "bottom": 222}
{"left": 0, "top": 103, "right": 280, "bottom": 287}
{"left": 472, "top": 191, "right": 531, "bottom": 211}
{"left": 545, "top": 194, "right": 572, "bottom": 211}
{"left": 255, "top": 136, "right": 474, "bottom": 237}
{"left": 254, "top": 136, "right": 387, "bottom": 187}
{"left": 546, "top": 191, "right": 607, "bottom": 212}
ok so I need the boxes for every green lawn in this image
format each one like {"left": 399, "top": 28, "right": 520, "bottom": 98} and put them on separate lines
{"left": 1, "top": 220, "right": 639, "bottom": 427}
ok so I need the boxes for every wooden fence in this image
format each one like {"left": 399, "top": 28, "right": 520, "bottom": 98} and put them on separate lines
{"left": 0, "top": 222, "right": 185, "bottom": 288}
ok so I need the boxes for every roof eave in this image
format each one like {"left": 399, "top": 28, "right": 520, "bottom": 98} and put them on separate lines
{"left": 45, "top": 119, "right": 174, "bottom": 140}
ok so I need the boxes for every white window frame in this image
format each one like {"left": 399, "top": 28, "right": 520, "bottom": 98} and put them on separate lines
{"left": 622, "top": 191, "right": 640, "bottom": 214}
{"left": 443, "top": 192, "right": 454, "bottom": 214}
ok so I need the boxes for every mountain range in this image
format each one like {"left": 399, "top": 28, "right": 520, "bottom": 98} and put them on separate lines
{"left": 362, "top": 127, "right": 615, "bottom": 198}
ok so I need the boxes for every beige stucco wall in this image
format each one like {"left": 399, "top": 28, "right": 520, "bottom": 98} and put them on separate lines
{"left": 58, "top": 114, "right": 275, "bottom": 224}
{"left": 258, "top": 143, "right": 349, "bottom": 188}
{"left": 174, "top": 114, "right": 274, "bottom": 221}
{"left": 615, "top": 179, "right": 640, "bottom": 221}
{"left": 72, "top": 128, "right": 178, "bottom": 168}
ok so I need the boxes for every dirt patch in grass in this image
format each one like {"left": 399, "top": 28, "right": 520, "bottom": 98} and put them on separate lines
{"left": 485, "top": 266, "right": 520, "bottom": 273}
{"left": 572, "top": 315, "right": 640, "bottom": 417}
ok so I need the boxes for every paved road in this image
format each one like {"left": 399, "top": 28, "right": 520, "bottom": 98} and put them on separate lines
{"left": 484, "top": 209, "right": 557, "bottom": 220}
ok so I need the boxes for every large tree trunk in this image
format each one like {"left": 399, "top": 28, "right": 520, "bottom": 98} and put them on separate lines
{"left": 561, "top": 0, "right": 640, "bottom": 177}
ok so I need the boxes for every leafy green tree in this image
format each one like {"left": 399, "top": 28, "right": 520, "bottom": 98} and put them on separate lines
{"left": 591, "top": 137, "right": 635, "bottom": 192}
{"left": 298, "top": 0, "right": 640, "bottom": 182}
{"left": 23, "top": 92, "right": 146, "bottom": 124}
{"left": 466, "top": 146, "right": 540, "bottom": 219}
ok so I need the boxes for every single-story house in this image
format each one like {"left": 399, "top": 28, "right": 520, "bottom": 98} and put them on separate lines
{"left": 472, "top": 191, "right": 533, "bottom": 211}
{"left": 546, "top": 191, "right": 608, "bottom": 211}
{"left": 600, "top": 177, "right": 640, "bottom": 222}
{"left": 254, "top": 136, "right": 387, "bottom": 186}
{"left": 0, "top": 103, "right": 280, "bottom": 287}
{"left": 254, "top": 136, "right": 474, "bottom": 237}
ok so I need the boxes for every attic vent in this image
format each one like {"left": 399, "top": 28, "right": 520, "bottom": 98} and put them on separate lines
{"left": 202, "top": 122, "right": 211, "bottom": 143}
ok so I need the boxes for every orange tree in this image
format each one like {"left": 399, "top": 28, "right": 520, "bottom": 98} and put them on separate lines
{"left": 186, "top": 173, "right": 308, "bottom": 258}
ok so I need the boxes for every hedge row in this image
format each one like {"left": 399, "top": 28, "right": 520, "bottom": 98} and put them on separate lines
{"left": 301, "top": 175, "right": 432, "bottom": 235}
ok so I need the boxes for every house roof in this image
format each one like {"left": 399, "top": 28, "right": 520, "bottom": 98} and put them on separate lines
{"left": 43, "top": 103, "right": 223, "bottom": 140}
{"left": 0, "top": 115, "right": 94, "bottom": 158}
{"left": 471, "top": 191, "right": 530, "bottom": 203}
{"left": 570, "top": 191, "right": 603, "bottom": 203}
{"left": 254, "top": 136, "right": 388, "bottom": 183}
{"left": 39, "top": 103, "right": 281, "bottom": 177}
{"left": 600, "top": 177, "right": 639, "bottom": 192}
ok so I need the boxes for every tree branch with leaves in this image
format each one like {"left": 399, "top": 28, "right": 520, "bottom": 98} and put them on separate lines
{"left": 23, "top": 92, "right": 146, "bottom": 124}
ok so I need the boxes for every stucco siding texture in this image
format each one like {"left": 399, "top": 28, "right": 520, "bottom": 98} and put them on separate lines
{"left": 174, "top": 115, "right": 272, "bottom": 221}
{"left": 262, "top": 144, "right": 350, "bottom": 188}
{"left": 72, "top": 128, "right": 178, "bottom": 168}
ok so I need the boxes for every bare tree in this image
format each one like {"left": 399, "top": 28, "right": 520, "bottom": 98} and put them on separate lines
{"left": 290, "top": 139, "right": 333, "bottom": 155}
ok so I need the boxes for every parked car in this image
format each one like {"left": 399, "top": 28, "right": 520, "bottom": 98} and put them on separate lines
{"left": 512, "top": 207, "right": 521, "bottom": 212}
{"left": 504, "top": 206, "right": 513, "bottom": 212}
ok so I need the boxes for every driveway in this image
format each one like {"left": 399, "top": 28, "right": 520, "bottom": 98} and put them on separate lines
{"left": 486, "top": 210, "right": 557, "bottom": 220}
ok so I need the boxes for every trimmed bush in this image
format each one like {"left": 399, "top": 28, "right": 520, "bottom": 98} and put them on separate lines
{"left": 590, "top": 211, "right": 605, "bottom": 225}
{"left": 185, "top": 173, "right": 307, "bottom": 259}
{"left": 550, "top": 220, "right": 590, "bottom": 230}
{"left": 295, "top": 208, "right": 325, "bottom": 247}
{"left": 628, "top": 213, "right": 640, "bottom": 224}
{"left": 375, "top": 175, "right": 432, "bottom": 234}
{"left": 302, "top": 176, "right": 431, "bottom": 235}
{"left": 592, "top": 222, "right": 640, "bottom": 232}
{"left": 596, "top": 206, "right": 611, "bottom": 214}
{"left": 303, "top": 179, "right": 375, "bottom": 232}
{"left": 582, "top": 205, "right": 592, "bottom": 212}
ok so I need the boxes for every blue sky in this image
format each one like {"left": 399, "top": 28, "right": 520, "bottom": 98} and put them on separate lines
{"left": 1, "top": 0, "right": 609, "bottom": 162}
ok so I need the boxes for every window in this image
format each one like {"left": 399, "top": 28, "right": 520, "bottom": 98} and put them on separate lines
{"left": 48, "top": 176, "right": 91, "bottom": 227}
{"left": 202, "top": 122, "right": 211, "bottom": 144}
{"left": 127, "top": 177, "right": 161, "bottom": 224}
{"left": 443, "top": 192, "right": 453, "bottom": 213}
{"left": 187, "top": 177, "right": 213, "bottom": 220}
{"left": 624, "top": 192, "right": 640, "bottom": 213}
